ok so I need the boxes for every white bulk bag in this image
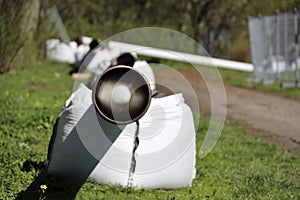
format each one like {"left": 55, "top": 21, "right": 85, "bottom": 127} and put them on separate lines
{"left": 47, "top": 84, "right": 136, "bottom": 186}
{"left": 131, "top": 94, "right": 196, "bottom": 189}
{"left": 87, "top": 58, "right": 112, "bottom": 89}
{"left": 88, "top": 60, "right": 156, "bottom": 90}
{"left": 81, "top": 36, "right": 93, "bottom": 46}
{"left": 81, "top": 48, "right": 120, "bottom": 72}
{"left": 73, "top": 44, "right": 90, "bottom": 65}
{"left": 46, "top": 39, "right": 76, "bottom": 63}
{"left": 83, "top": 48, "right": 121, "bottom": 89}
{"left": 47, "top": 84, "right": 196, "bottom": 188}
{"left": 133, "top": 60, "right": 156, "bottom": 91}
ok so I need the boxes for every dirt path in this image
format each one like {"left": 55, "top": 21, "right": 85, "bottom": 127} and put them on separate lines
{"left": 153, "top": 68, "right": 300, "bottom": 155}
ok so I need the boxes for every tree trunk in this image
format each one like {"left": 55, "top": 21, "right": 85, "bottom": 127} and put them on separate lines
{"left": 0, "top": 0, "right": 40, "bottom": 73}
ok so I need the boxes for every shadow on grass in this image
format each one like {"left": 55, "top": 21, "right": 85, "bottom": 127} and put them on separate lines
{"left": 16, "top": 105, "right": 125, "bottom": 199}
{"left": 16, "top": 161, "right": 84, "bottom": 200}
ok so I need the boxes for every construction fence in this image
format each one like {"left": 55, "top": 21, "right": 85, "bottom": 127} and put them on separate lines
{"left": 248, "top": 13, "right": 300, "bottom": 87}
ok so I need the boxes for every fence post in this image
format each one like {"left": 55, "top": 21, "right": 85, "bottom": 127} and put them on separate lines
{"left": 276, "top": 12, "right": 280, "bottom": 80}
{"left": 284, "top": 13, "right": 289, "bottom": 81}
{"left": 294, "top": 8, "right": 299, "bottom": 84}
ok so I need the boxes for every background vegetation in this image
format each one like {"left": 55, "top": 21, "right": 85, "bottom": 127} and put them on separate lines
{"left": 1, "top": 0, "right": 300, "bottom": 73}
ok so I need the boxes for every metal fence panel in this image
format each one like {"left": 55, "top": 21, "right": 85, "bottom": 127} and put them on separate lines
{"left": 44, "top": 6, "right": 71, "bottom": 43}
{"left": 248, "top": 13, "right": 300, "bottom": 86}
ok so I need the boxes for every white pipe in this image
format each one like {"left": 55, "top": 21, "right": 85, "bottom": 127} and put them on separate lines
{"left": 109, "top": 41, "right": 254, "bottom": 72}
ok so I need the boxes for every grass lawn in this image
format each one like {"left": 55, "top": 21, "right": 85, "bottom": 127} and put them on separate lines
{"left": 0, "top": 61, "right": 299, "bottom": 199}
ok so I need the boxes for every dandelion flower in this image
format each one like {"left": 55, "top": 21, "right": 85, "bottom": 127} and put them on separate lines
{"left": 40, "top": 184, "right": 47, "bottom": 190}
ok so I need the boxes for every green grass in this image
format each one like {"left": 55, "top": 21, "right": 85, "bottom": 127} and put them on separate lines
{"left": 0, "top": 61, "right": 299, "bottom": 199}
{"left": 151, "top": 59, "right": 300, "bottom": 98}
{"left": 220, "top": 68, "right": 300, "bottom": 98}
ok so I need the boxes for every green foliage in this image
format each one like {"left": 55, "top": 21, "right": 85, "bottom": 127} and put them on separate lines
{"left": 230, "top": 37, "right": 251, "bottom": 63}
{"left": 0, "top": 61, "right": 299, "bottom": 199}
{"left": 2, "top": 0, "right": 300, "bottom": 72}
{"left": 49, "top": 0, "right": 300, "bottom": 55}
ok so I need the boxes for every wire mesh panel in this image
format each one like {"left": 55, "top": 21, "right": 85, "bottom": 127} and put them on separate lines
{"left": 248, "top": 13, "right": 300, "bottom": 87}
{"left": 44, "top": 6, "right": 71, "bottom": 43}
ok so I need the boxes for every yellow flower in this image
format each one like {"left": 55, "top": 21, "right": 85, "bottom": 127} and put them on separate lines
{"left": 40, "top": 184, "right": 47, "bottom": 190}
